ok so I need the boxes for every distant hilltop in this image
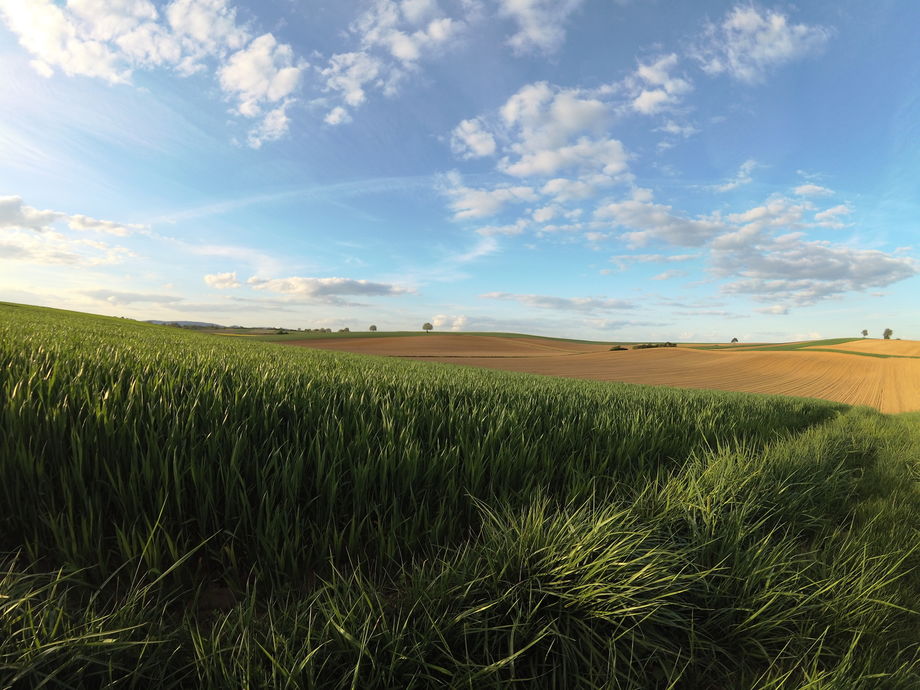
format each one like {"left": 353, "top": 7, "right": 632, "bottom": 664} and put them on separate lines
{"left": 145, "top": 320, "right": 226, "bottom": 328}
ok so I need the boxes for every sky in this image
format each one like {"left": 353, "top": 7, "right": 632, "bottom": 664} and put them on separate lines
{"left": 1, "top": 0, "right": 918, "bottom": 341}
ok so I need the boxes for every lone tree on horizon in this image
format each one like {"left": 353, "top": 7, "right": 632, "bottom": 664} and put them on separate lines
{"left": 423, "top": 322, "right": 433, "bottom": 334}
{"left": 369, "top": 324, "right": 377, "bottom": 332}
{"left": 731, "top": 337, "right": 739, "bottom": 343}
{"left": 861, "top": 329, "right": 868, "bottom": 337}
{"left": 883, "top": 328, "right": 893, "bottom": 339}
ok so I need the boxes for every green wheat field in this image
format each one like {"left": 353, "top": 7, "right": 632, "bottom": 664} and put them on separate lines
{"left": 1, "top": 302, "right": 918, "bottom": 688}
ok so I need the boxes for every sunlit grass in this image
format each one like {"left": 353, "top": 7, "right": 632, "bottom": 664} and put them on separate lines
{"left": 0, "top": 302, "right": 917, "bottom": 687}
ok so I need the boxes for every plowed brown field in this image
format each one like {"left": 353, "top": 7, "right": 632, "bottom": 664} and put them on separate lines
{"left": 804, "top": 339, "right": 920, "bottom": 357}
{"left": 284, "top": 335, "right": 920, "bottom": 413}
{"left": 288, "top": 335, "right": 612, "bottom": 357}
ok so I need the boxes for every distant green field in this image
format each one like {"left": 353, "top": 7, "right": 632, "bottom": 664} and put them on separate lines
{"left": 1, "top": 303, "right": 918, "bottom": 688}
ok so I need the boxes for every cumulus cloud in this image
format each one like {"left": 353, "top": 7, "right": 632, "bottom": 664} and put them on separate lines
{"left": 596, "top": 197, "right": 726, "bottom": 247}
{"left": 451, "top": 118, "right": 496, "bottom": 158}
{"left": 439, "top": 172, "right": 537, "bottom": 219}
{"left": 694, "top": 5, "right": 830, "bottom": 83}
{"left": 657, "top": 120, "right": 699, "bottom": 138}
{"left": 813, "top": 204, "right": 852, "bottom": 228}
{"left": 318, "top": 0, "right": 470, "bottom": 123}
{"left": 541, "top": 176, "right": 613, "bottom": 202}
{"left": 218, "top": 33, "right": 304, "bottom": 116}
{"left": 627, "top": 54, "right": 692, "bottom": 115}
{"left": 0, "top": 195, "right": 143, "bottom": 266}
{"left": 247, "top": 275, "right": 411, "bottom": 305}
{"left": 0, "top": 230, "right": 132, "bottom": 266}
{"left": 203, "top": 271, "right": 241, "bottom": 289}
{"left": 431, "top": 313, "right": 468, "bottom": 331}
{"left": 320, "top": 51, "right": 383, "bottom": 111}
{"left": 481, "top": 291, "right": 635, "bottom": 313}
{"left": 494, "top": 82, "right": 627, "bottom": 179}
{"left": 714, "top": 236, "right": 917, "bottom": 307}
{"left": 0, "top": 195, "right": 64, "bottom": 231}
{"left": 0, "top": 0, "right": 305, "bottom": 146}
{"left": 1, "top": 195, "right": 146, "bottom": 236}
{"left": 496, "top": 0, "right": 584, "bottom": 55}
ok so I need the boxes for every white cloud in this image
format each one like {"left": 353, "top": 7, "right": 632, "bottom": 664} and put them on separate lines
{"left": 596, "top": 198, "right": 726, "bottom": 247}
{"left": 0, "top": 195, "right": 64, "bottom": 231}
{"left": 503, "top": 137, "right": 628, "bottom": 178}
{"left": 431, "top": 313, "right": 468, "bottom": 330}
{"left": 714, "top": 236, "right": 917, "bottom": 307}
{"left": 496, "top": 0, "right": 584, "bottom": 55}
{"left": 204, "top": 271, "right": 241, "bottom": 289}
{"left": 324, "top": 106, "right": 352, "bottom": 126}
{"left": 532, "top": 205, "right": 559, "bottom": 223}
{"left": 714, "top": 158, "right": 757, "bottom": 192}
{"left": 657, "top": 121, "right": 699, "bottom": 138}
{"left": 0, "top": 0, "right": 131, "bottom": 83}
{"left": 84, "top": 289, "right": 183, "bottom": 305}
{"left": 794, "top": 183, "right": 833, "bottom": 197}
{"left": 66, "top": 214, "right": 145, "bottom": 236}
{"left": 651, "top": 269, "right": 686, "bottom": 281}
{"left": 627, "top": 54, "right": 692, "bottom": 115}
{"left": 166, "top": 0, "right": 249, "bottom": 71}
{"left": 474, "top": 218, "right": 529, "bottom": 237}
{"left": 439, "top": 172, "right": 537, "bottom": 219}
{"left": 217, "top": 33, "right": 304, "bottom": 145}
{"left": 695, "top": 5, "right": 830, "bottom": 83}
{"left": 756, "top": 305, "right": 788, "bottom": 315}
{"left": 320, "top": 51, "right": 383, "bottom": 112}
{"left": 0, "top": 0, "right": 306, "bottom": 146}
{"left": 247, "top": 275, "right": 411, "bottom": 304}
{"left": 218, "top": 33, "right": 304, "bottom": 117}
{"left": 451, "top": 118, "right": 496, "bottom": 158}
{"left": 453, "top": 236, "right": 499, "bottom": 262}
{"left": 318, "top": 0, "right": 470, "bottom": 123}
{"left": 813, "top": 204, "right": 852, "bottom": 228}
{"left": 1, "top": 195, "right": 145, "bottom": 236}
{"left": 611, "top": 253, "right": 699, "bottom": 269}
{"left": 0, "top": 229, "right": 133, "bottom": 266}
{"left": 541, "top": 176, "right": 611, "bottom": 202}
{"left": 480, "top": 291, "right": 635, "bottom": 312}
{"left": 0, "top": 195, "right": 140, "bottom": 266}
{"left": 246, "top": 104, "right": 293, "bottom": 148}
{"left": 490, "top": 82, "right": 626, "bottom": 179}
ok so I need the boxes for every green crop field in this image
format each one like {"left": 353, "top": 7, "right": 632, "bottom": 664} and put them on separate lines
{"left": 1, "top": 302, "right": 918, "bottom": 688}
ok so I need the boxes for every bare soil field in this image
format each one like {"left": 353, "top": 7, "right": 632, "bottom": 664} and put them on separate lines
{"left": 285, "top": 334, "right": 612, "bottom": 357}
{"left": 285, "top": 335, "right": 920, "bottom": 413}
{"left": 804, "top": 339, "right": 920, "bottom": 357}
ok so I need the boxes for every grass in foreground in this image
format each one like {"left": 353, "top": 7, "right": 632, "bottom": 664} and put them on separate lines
{"left": 0, "top": 303, "right": 918, "bottom": 688}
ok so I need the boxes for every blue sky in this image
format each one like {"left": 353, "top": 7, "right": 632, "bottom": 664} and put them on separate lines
{"left": 1, "top": 0, "right": 918, "bottom": 341}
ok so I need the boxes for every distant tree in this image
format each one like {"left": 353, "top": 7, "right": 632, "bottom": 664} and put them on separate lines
{"left": 861, "top": 329, "right": 868, "bottom": 338}
{"left": 338, "top": 327, "right": 350, "bottom": 333}
{"left": 731, "top": 337, "right": 739, "bottom": 343}
{"left": 883, "top": 328, "right": 893, "bottom": 340}
{"left": 369, "top": 325, "right": 377, "bottom": 332}
{"left": 423, "top": 322, "right": 433, "bottom": 334}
